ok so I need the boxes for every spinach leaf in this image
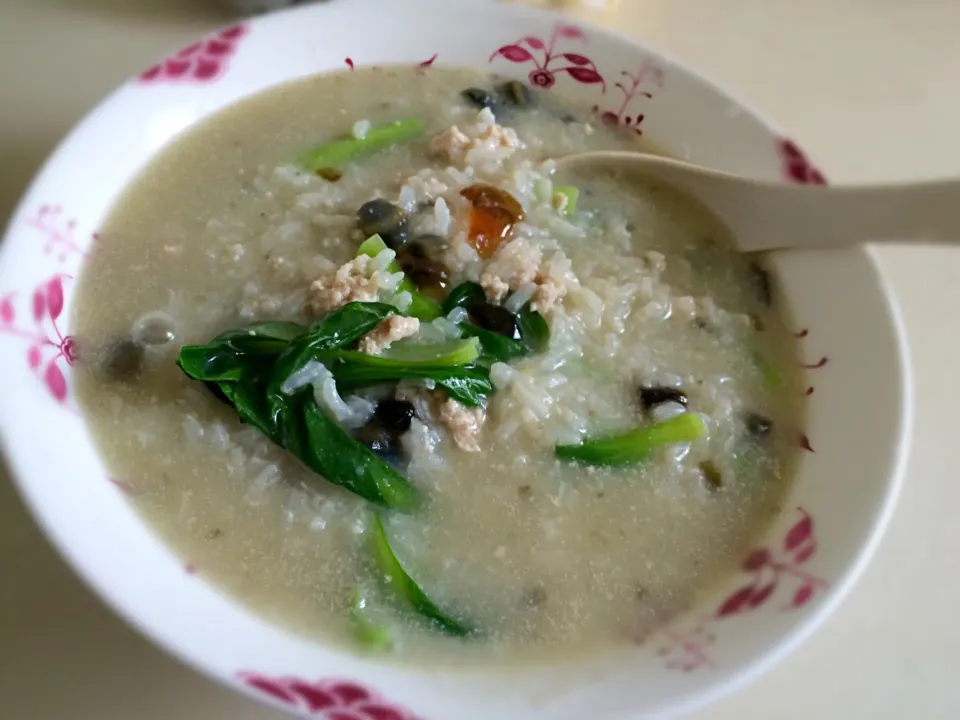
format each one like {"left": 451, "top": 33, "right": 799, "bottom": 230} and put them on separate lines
{"left": 441, "top": 281, "right": 486, "bottom": 315}
{"left": 218, "top": 377, "right": 279, "bottom": 442}
{"left": 305, "top": 302, "right": 399, "bottom": 352}
{"left": 441, "top": 282, "right": 549, "bottom": 360}
{"left": 178, "top": 321, "right": 309, "bottom": 382}
{"left": 517, "top": 306, "right": 550, "bottom": 353}
{"left": 458, "top": 324, "right": 527, "bottom": 363}
{"left": 266, "top": 302, "right": 397, "bottom": 426}
{"left": 371, "top": 514, "right": 474, "bottom": 637}
{"left": 432, "top": 368, "right": 494, "bottom": 408}
{"left": 302, "top": 403, "right": 421, "bottom": 510}
{"left": 179, "top": 303, "right": 422, "bottom": 510}
{"left": 255, "top": 304, "right": 423, "bottom": 509}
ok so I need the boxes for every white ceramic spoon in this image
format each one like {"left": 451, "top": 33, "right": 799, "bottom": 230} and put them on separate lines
{"left": 555, "top": 151, "right": 960, "bottom": 252}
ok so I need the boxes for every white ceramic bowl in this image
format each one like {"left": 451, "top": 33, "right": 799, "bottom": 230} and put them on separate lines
{"left": 0, "top": 2, "right": 911, "bottom": 718}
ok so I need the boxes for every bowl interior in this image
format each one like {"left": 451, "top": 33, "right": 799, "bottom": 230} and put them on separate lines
{"left": 0, "top": 2, "right": 910, "bottom": 719}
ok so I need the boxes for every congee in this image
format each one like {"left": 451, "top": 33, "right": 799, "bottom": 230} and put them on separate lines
{"left": 73, "top": 66, "right": 803, "bottom": 662}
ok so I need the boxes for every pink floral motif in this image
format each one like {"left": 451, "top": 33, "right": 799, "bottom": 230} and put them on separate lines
{"left": 654, "top": 625, "right": 715, "bottom": 672}
{"left": 793, "top": 328, "right": 827, "bottom": 446}
{"left": 715, "top": 508, "right": 826, "bottom": 618}
{"left": 239, "top": 674, "right": 425, "bottom": 720}
{"left": 109, "top": 478, "right": 135, "bottom": 494}
{"left": 418, "top": 53, "right": 438, "bottom": 69}
{"left": 139, "top": 25, "right": 248, "bottom": 84}
{"left": 778, "top": 139, "right": 827, "bottom": 185}
{"left": 0, "top": 275, "right": 78, "bottom": 404}
{"left": 23, "top": 205, "right": 85, "bottom": 261}
{"left": 344, "top": 55, "right": 438, "bottom": 72}
{"left": 593, "top": 59, "right": 663, "bottom": 135}
{"left": 644, "top": 509, "right": 826, "bottom": 671}
{"left": 489, "top": 22, "right": 605, "bottom": 91}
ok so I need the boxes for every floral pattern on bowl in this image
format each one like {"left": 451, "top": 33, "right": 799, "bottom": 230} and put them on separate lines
{"left": 239, "top": 674, "right": 424, "bottom": 720}
{"left": 140, "top": 25, "right": 249, "bottom": 84}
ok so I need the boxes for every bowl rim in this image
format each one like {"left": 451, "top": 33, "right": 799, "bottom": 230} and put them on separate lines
{"left": 0, "top": 2, "right": 913, "bottom": 717}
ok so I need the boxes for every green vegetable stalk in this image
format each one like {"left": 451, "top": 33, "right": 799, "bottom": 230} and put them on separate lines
{"left": 371, "top": 515, "right": 474, "bottom": 637}
{"left": 349, "top": 589, "right": 392, "bottom": 650}
{"left": 458, "top": 324, "right": 527, "bottom": 363}
{"left": 344, "top": 337, "right": 480, "bottom": 367}
{"left": 334, "top": 365, "right": 492, "bottom": 408}
{"left": 317, "top": 337, "right": 491, "bottom": 406}
{"left": 555, "top": 412, "right": 708, "bottom": 467}
{"left": 357, "top": 234, "right": 442, "bottom": 321}
{"left": 298, "top": 118, "right": 423, "bottom": 171}
{"left": 553, "top": 185, "right": 579, "bottom": 215}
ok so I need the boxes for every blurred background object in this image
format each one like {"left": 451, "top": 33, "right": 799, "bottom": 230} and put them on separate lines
{"left": 514, "top": 0, "right": 618, "bottom": 7}
{"left": 219, "top": 0, "right": 618, "bottom": 14}
{"left": 221, "top": 0, "right": 316, "bottom": 14}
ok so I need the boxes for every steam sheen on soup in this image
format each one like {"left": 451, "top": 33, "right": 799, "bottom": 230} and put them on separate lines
{"left": 72, "top": 66, "right": 802, "bottom": 663}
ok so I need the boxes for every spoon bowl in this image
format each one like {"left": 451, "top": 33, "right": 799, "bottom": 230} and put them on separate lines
{"left": 557, "top": 151, "right": 960, "bottom": 252}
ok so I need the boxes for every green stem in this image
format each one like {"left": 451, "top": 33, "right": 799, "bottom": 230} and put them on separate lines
{"left": 371, "top": 515, "right": 474, "bottom": 637}
{"left": 555, "top": 413, "right": 707, "bottom": 467}
{"left": 554, "top": 185, "right": 579, "bottom": 215}
{"left": 357, "top": 234, "right": 442, "bottom": 321}
{"left": 299, "top": 117, "right": 423, "bottom": 171}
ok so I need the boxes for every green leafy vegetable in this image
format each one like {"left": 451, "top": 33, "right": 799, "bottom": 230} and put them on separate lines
{"left": 441, "top": 281, "right": 485, "bottom": 315}
{"left": 371, "top": 514, "right": 474, "bottom": 637}
{"left": 356, "top": 233, "right": 391, "bottom": 258}
{"left": 441, "top": 282, "right": 548, "bottom": 361}
{"left": 458, "top": 324, "right": 527, "bottom": 363}
{"left": 554, "top": 185, "right": 579, "bottom": 215}
{"left": 349, "top": 589, "right": 392, "bottom": 650}
{"left": 517, "top": 306, "right": 550, "bottom": 353}
{"left": 317, "top": 337, "right": 490, "bottom": 405}
{"left": 334, "top": 365, "right": 493, "bottom": 408}
{"left": 218, "top": 377, "right": 279, "bottom": 441}
{"left": 302, "top": 403, "right": 421, "bottom": 510}
{"left": 177, "top": 321, "right": 309, "bottom": 382}
{"left": 176, "top": 302, "right": 497, "bottom": 506}
{"left": 555, "top": 413, "right": 707, "bottom": 467}
{"left": 298, "top": 117, "right": 423, "bottom": 172}
{"left": 179, "top": 303, "right": 421, "bottom": 510}
{"left": 266, "top": 303, "right": 397, "bottom": 406}
{"left": 357, "top": 234, "right": 441, "bottom": 321}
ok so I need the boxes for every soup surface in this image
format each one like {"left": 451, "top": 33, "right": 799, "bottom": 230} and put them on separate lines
{"left": 73, "top": 66, "right": 802, "bottom": 664}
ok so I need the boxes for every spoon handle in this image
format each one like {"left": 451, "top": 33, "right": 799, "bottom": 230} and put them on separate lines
{"left": 724, "top": 178, "right": 960, "bottom": 252}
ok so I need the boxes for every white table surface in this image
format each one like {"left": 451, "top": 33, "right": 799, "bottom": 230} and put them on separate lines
{"left": 1, "top": 1, "right": 957, "bottom": 717}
